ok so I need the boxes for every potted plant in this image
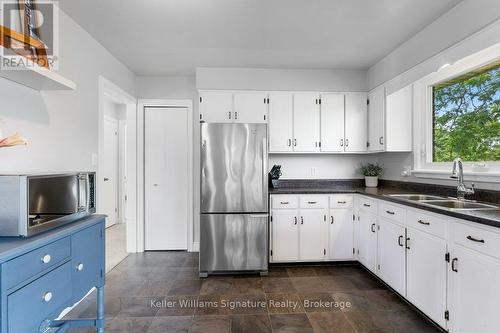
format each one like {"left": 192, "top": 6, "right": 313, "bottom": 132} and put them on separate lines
{"left": 269, "top": 165, "right": 282, "bottom": 188}
{"left": 360, "top": 163, "right": 384, "bottom": 188}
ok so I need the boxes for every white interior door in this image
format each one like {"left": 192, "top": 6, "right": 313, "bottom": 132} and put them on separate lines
{"left": 103, "top": 116, "right": 119, "bottom": 228}
{"left": 145, "top": 107, "right": 189, "bottom": 250}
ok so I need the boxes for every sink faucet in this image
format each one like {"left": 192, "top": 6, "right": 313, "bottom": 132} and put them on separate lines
{"left": 450, "top": 157, "right": 475, "bottom": 200}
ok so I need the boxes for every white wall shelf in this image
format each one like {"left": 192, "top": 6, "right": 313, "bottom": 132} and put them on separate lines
{"left": 0, "top": 50, "right": 76, "bottom": 91}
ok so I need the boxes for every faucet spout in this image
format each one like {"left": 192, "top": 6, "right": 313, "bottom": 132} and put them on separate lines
{"left": 450, "top": 157, "right": 474, "bottom": 200}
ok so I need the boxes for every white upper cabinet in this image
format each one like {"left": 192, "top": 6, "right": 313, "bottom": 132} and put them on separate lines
{"left": 368, "top": 86, "right": 385, "bottom": 151}
{"left": 233, "top": 91, "right": 268, "bottom": 123}
{"left": 293, "top": 93, "right": 320, "bottom": 152}
{"left": 199, "top": 91, "right": 233, "bottom": 122}
{"left": 386, "top": 84, "right": 413, "bottom": 151}
{"left": 345, "top": 93, "right": 368, "bottom": 152}
{"left": 268, "top": 92, "right": 293, "bottom": 152}
{"left": 320, "top": 94, "right": 345, "bottom": 152}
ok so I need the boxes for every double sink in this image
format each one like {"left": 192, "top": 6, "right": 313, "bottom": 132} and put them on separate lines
{"left": 387, "top": 194, "right": 499, "bottom": 211}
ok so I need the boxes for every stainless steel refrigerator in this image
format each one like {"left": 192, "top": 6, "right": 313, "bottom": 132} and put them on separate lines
{"left": 199, "top": 123, "right": 268, "bottom": 276}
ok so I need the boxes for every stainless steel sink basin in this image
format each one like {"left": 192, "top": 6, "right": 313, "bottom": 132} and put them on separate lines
{"left": 388, "top": 194, "right": 447, "bottom": 201}
{"left": 423, "top": 200, "right": 498, "bottom": 210}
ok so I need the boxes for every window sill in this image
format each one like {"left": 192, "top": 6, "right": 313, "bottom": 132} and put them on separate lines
{"left": 412, "top": 169, "right": 500, "bottom": 183}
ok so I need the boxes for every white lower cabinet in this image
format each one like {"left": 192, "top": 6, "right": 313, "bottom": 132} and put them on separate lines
{"left": 377, "top": 218, "right": 406, "bottom": 295}
{"left": 357, "top": 211, "right": 378, "bottom": 273}
{"left": 299, "top": 209, "right": 328, "bottom": 261}
{"left": 406, "top": 227, "right": 448, "bottom": 329}
{"left": 449, "top": 245, "right": 500, "bottom": 333}
{"left": 271, "top": 209, "right": 299, "bottom": 262}
{"left": 329, "top": 209, "right": 354, "bottom": 260}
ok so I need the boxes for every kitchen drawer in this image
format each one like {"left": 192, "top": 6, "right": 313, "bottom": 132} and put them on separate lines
{"left": 271, "top": 195, "right": 298, "bottom": 209}
{"left": 299, "top": 195, "right": 328, "bottom": 209}
{"left": 8, "top": 261, "right": 72, "bottom": 333}
{"left": 453, "top": 222, "right": 500, "bottom": 260}
{"left": 359, "top": 197, "right": 378, "bottom": 214}
{"left": 379, "top": 202, "right": 406, "bottom": 223}
{"left": 3, "top": 237, "right": 71, "bottom": 289}
{"left": 330, "top": 195, "right": 353, "bottom": 209}
{"left": 406, "top": 209, "right": 447, "bottom": 239}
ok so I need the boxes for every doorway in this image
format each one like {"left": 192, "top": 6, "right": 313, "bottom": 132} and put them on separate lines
{"left": 144, "top": 106, "right": 189, "bottom": 250}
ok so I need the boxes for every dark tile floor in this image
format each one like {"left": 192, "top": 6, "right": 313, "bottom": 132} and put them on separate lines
{"left": 66, "top": 251, "right": 442, "bottom": 333}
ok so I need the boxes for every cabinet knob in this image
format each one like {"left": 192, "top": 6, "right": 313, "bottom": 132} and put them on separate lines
{"left": 43, "top": 292, "right": 53, "bottom": 302}
{"left": 41, "top": 254, "right": 51, "bottom": 264}
{"left": 76, "top": 263, "right": 84, "bottom": 271}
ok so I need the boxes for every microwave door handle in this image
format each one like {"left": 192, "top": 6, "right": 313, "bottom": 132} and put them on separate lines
{"left": 78, "top": 174, "right": 88, "bottom": 212}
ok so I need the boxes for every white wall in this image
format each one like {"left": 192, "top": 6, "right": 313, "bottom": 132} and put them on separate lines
{"left": 197, "top": 67, "right": 367, "bottom": 92}
{"left": 0, "top": 10, "right": 136, "bottom": 174}
{"left": 367, "top": 0, "right": 500, "bottom": 90}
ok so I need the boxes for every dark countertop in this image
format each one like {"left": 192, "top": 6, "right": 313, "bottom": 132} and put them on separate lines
{"left": 269, "top": 180, "right": 500, "bottom": 229}
{"left": 0, "top": 214, "right": 105, "bottom": 264}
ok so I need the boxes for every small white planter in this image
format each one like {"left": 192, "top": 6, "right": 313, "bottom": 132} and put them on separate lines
{"left": 365, "top": 176, "right": 379, "bottom": 188}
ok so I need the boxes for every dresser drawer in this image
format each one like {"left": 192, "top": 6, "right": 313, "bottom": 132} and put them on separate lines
{"left": 453, "top": 222, "right": 500, "bottom": 260}
{"left": 271, "top": 195, "right": 298, "bottom": 209}
{"left": 330, "top": 195, "right": 353, "bottom": 209}
{"left": 3, "top": 237, "right": 71, "bottom": 289}
{"left": 406, "top": 209, "right": 447, "bottom": 238}
{"left": 379, "top": 202, "right": 406, "bottom": 223}
{"left": 299, "top": 195, "right": 328, "bottom": 209}
{"left": 359, "top": 197, "right": 378, "bottom": 214}
{"left": 8, "top": 261, "right": 72, "bottom": 333}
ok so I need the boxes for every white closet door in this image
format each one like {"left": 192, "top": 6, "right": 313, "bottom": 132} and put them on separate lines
{"left": 345, "top": 93, "right": 368, "bottom": 152}
{"left": 145, "top": 107, "right": 189, "bottom": 250}
{"left": 320, "top": 94, "right": 345, "bottom": 152}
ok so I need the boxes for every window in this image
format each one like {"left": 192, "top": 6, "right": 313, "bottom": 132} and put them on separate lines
{"left": 432, "top": 61, "right": 500, "bottom": 162}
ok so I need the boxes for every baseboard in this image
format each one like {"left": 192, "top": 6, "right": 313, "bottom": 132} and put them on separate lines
{"left": 190, "top": 242, "right": 200, "bottom": 252}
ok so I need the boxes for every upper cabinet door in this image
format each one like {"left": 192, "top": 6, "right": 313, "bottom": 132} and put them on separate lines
{"left": 269, "top": 92, "right": 293, "bottom": 152}
{"left": 345, "top": 93, "right": 368, "bottom": 152}
{"left": 293, "top": 93, "right": 320, "bottom": 152}
{"left": 320, "top": 94, "right": 345, "bottom": 152}
{"left": 386, "top": 85, "right": 412, "bottom": 151}
{"left": 199, "top": 91, "right": 234, "bottom": 122}
{"left": 233, "top": 91, "right": 268, "bottom": 123}
{"left": 368, "top": 87, "right": 385, "bottom": 152}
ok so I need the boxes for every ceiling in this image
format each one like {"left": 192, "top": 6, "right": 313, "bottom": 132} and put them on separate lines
{"left": 59, "top": 0, "right": 461, "bottom": 76}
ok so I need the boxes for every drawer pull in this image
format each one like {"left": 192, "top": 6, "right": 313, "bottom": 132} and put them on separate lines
{"left": 76, "top": 263, "right": 84, "bottom": 271}
{"left": 307, "top": 201, "right": 317, "bottom": 204}
{"left": 294, "top": 217, "right": 297, "bottom": 225}
{"left": 280, "top": 201, "right": 289, "bottom": 205}
{"left": 398, "top": 235, "right": 404, "bottom": 247}
{"left": 330, "top": 216, "right": 334, "bottom": 224}
{"left": 301, "top": 216, "right": 304, "bottom": 224}
{"left": 371, "top": 223, "right": 376, "bottom": 233}
{"left": 43, "top": 292, "right": 53, "bottom": 302}
{"left": 363, "top": 203, "right": 371, "bottom": 207}
{"left": 418, "top": 220, "right": 430, "bottom": 226}
{"left": 337, "top": 201, "right": 347, "bottom": 204}
{"left": 386, "top": 210, "right": 395, "bottom": 215}
{"left": 41, "top": 254, "right": 51, "bottom": 264}
{"left": 466, "top": 235, "right": 485, "bottom": 243}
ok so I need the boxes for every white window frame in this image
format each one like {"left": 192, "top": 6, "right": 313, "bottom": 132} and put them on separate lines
{"left": 413, "top": 44, "right": 500, "bottom": 183}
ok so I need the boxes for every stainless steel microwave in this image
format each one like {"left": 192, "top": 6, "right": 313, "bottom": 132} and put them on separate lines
{"left": 0, "top": 172, "right": 96, "bottom": 237}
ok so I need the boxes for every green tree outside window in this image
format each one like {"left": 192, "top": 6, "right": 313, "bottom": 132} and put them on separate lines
{"left": 433, "top": 61, "right": 500, "bottom": 162}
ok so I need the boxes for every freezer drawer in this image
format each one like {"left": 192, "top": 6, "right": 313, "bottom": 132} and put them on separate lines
{"left": 200, "top": 214, "right": 268, "bottom": 273}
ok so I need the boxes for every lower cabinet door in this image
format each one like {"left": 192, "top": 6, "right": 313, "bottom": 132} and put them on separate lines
{"left": 271, "top": 210, "right": 299, "bottom": 262}
{"left": 406, "top": 227, "right": 447, "bottom": 329}
{"left": 329, "top": 209, "right": 354, "bottom": 260}
{"left": 8, "top": 262, "right": 72, "bottom": 333}
{"left": 71, "top": 223, "right": 104, "bottom": 302}
{"left": 299, "top": 209, "right": 327, "bottom": 261}
{"left": 358, "top": 212, "right": 377, "bottom": 273}
{"left": 377, "top": 218, "right": 406, "bottom": 295}
{"left": 449, "top": 245, "right": 500, "bottom": 333}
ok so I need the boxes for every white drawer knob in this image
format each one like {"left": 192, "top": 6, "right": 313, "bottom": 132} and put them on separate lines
{"left": 41, "top": 254, "right": 51, "bottom": 264}
{"left": 43, "top": 292, "right": 53, "bottom": 302}
{"left": 76, "top": 263, "right": 84, "bottom": 271}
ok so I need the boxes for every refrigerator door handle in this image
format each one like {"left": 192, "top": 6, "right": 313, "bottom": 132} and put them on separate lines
{"left": 262, "top": 137, "right": 268, "bottom": 208}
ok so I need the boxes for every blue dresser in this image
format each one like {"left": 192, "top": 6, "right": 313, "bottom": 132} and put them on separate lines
{"left": 0, "top": 215, "right": 106, "bottom": 333}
